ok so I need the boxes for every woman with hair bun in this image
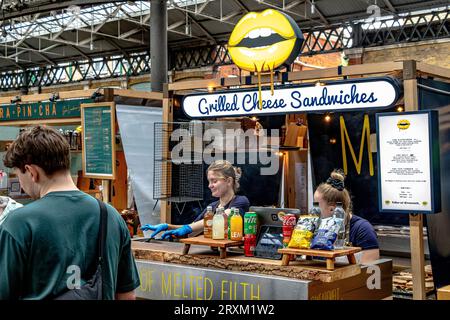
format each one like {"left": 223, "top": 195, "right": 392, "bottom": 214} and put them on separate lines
{"left": 141, "top": 160, "right": 250, "bottom": 239}
{"left": 314, "top": 169, "right": 380, "bottom": 264}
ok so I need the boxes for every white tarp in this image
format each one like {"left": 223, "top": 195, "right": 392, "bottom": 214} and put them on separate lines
{"left": 116, "top": 105, "right": 162, "bottom": 235}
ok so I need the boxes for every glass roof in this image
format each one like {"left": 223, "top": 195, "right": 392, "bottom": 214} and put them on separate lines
{"left": 0, "top": 0, "right": 209, "bottom": 44}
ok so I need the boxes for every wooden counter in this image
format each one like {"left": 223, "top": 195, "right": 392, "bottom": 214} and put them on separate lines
{"left": 132, "top": 239, "right": 393, "bottom": 300}
{"left": 132, "top": 239, "right": 361, "bottom": 283}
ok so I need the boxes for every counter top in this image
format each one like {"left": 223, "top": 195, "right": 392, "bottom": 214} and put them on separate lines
{"left": 131, "top": 239, "right": 361, "bottom": 283}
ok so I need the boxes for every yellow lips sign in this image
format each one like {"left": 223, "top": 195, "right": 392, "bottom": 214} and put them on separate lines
{"left": 397, "top": 119, "right": 410, "bottom": 130}
{"left": 228, "top": 9, "right": 304, "bottom": 73}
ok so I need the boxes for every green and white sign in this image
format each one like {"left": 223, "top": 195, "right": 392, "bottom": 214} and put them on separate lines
{"left": 81, "top": 102, "right": 116, "bottom": 179}
{"left": 0, "top": 99, "right": 92, "bottom": 122}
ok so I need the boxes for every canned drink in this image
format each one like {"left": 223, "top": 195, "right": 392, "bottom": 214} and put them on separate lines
{"left": 282, "top": 213, "right": 297, "bottom": 247}
{"left": 244, "top": 212, "right": 257, "bottom": 235}
{"left": 244, "top": 234, "right": 257, "bottom": 257}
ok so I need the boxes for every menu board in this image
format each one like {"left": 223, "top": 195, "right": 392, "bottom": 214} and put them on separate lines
{"left": 376, "top": 111, "right": 441, "bottom": 214}
{"left": 81, "top": 102, "right": 116, "bottom": 179}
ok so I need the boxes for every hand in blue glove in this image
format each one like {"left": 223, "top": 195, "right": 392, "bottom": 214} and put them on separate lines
{"left": 140, "top": 223, "right": 169, "bottom": 238}
{"left": 161, "top": 225, "right": 193, "bottom": 240}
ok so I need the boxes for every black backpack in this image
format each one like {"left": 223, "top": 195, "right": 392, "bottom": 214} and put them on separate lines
{"left": 54, "top": 199, "right": 107, "bottom": 300}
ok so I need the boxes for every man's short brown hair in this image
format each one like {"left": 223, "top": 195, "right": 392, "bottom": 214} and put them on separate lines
{"left": 4, "top": 125, "right": 71, "bottom": 175}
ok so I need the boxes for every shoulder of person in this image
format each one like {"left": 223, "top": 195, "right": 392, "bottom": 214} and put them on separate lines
{"left": 350, "top": 214, "right": 376, "bottom": 233}
{"left": 234, "top": 195, "right": 249, "bottom": 205}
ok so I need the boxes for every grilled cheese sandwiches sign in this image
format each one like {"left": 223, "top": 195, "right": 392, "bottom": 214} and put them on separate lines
{"left": 0, "top": 99, "right": 92, "bottom": 122}
{"left": 182, "top": 77, "right": 401, "bottom": 118}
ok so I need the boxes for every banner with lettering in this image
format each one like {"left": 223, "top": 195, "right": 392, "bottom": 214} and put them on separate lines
{"left": 0, "top": 99, "right": 93, "bottom": 122}
{"left": 182, "top": 77, "right": 401, "bottom": 118}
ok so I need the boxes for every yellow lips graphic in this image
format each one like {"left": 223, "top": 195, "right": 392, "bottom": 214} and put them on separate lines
{"left": 228, "top": 9, "right": 303, "bottom": 72}
{"left": 397, "top": 119, "right": 410, "bottom": 130}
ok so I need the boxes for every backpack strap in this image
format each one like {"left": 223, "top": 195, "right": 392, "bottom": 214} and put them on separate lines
{"left": 96, "top": 198, "right": 108, "bottom": 265}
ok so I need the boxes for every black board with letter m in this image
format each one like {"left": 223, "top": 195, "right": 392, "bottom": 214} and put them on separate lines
{"left": 81, "top": 102, "right": 116, "bottom": 180}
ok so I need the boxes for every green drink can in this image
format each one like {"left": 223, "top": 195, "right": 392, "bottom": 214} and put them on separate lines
{"left": 244, "top": 212, "right": 258, "bottom": 235}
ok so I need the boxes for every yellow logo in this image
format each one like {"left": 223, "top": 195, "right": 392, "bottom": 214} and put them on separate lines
{"left": 397, "top": 119, "right": 410, "bottom": 130}
{"left": 228, "top": 9, "right": 303, "bottom": 73}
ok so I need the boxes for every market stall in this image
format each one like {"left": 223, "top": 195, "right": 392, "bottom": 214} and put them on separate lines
{"left": 0, "top": 88, "right": 163, "bottom": 232}
{"left": 130, "top": 58, "right": 449, "bottom": 300}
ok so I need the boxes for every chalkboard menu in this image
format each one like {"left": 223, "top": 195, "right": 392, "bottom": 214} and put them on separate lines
{"left": 81, "top": 102, "right": 116, "bottom": 179}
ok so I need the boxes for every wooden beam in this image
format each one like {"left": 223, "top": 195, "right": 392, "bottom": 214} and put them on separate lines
{"left": 160, "top": 84, "right": 173, "bottom": 224}
{"left": 404, "top": 79, "right": 419, "bottom": 111}
{"left": 403, "top": 60, "right": 425, "bottom": 300}
{"left": 168, "top": 61, "right": 405, "bottom": 91}
{"left": 0, "top": 89, "right": 101, "bottom": 104}
{"left": 0, "top": 118, "right": 80, "bottom": 126}
{"left": 168, "top": 78, "right": 222, "bottom": 91}
{"left": 417, "top": 62, "right": 450, "bottom": 80}
{"left": 114, "top": 89, "right": 163, "bottom": 100}
{"left": 409, "top": 214, "right": 426, "bottom": 300}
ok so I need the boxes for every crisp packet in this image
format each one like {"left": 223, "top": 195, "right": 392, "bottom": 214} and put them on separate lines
{"left": 287, "top": 214, "right": 319, "bottom": 249}
{"left": 310, "top": 217, "right": 342, "bottom": 250}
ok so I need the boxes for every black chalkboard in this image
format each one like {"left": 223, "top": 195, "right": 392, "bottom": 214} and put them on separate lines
{"left": 81, "top": 102, "right": 116, "bottom": 179}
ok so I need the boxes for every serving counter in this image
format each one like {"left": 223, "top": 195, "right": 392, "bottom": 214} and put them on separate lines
{"left": 131, "top": 240, "right": 392, "bottom": 300}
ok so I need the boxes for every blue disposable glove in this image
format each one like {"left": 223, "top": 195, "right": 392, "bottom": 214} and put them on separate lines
{"left": 140, "top": 223, "right": 169, "bottom": 238}
{"left": 161, "top": 225, "right": 193, "bottom": 240}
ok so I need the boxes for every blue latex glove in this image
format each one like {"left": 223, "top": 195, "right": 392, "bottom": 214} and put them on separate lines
{"left": 140, "top": 223, "right": 169, "bottom": 238}
{"left": 161, "top": 225, "right": 193, "bottom": 240}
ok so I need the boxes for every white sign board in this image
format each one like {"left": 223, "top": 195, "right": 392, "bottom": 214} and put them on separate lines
{"left": 182, "top": 77, "right": 400, "bottom": 118}
{"left": 376, "top": 111, "right": 441, "bottom": 214}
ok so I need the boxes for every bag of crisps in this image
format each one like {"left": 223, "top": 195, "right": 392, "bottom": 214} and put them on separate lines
{"left": 288, "top": 214, "right": 319, "bottom": 249}
{"left": 310, "top": 217, "right": 341, "bottom": 250}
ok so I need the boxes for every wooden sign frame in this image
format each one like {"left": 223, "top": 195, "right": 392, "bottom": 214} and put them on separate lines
{"left": 81, "top": 102, "right": 116, "bottom": 180}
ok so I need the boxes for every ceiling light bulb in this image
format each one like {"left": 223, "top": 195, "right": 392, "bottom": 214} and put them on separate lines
{"left": 324, "top": 114, "right": 331, "bottom": 122}
{"left": 311, "top": 1, "right": 316, "bottom": 14}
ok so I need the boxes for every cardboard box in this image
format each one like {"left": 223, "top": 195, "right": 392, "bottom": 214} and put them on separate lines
{"left": 437, "top": 285, "right": 450, "bottom": 300}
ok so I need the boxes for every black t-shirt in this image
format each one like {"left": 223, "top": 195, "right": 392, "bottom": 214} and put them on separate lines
{"left": 194, "top": 195, "right": 250, "bottom": 222}
{"left": 349, "top": 214, "right": 379, "bottom": 250}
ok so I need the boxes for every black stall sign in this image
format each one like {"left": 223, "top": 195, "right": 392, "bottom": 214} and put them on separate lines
{"left": 182, "top": 77, "right": 401, "bottom": 118}
{"left": 376, "top": 111, "right": 441, "bottom": 214}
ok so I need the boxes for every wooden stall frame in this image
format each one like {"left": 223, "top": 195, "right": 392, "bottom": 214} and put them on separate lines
{"left": 163, "top": 60, "right": 450, "bottom": 300}
{"left": 0, "top": 88, "right": 164, "bottom": 208}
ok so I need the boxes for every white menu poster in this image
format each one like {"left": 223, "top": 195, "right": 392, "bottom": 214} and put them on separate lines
{"left": 377, "top": 112, "right": 432, "bottom": 212}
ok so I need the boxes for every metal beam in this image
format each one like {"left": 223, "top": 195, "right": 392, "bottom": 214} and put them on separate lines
{"left": 0, "top": 54, "right": 24, "bottom": 69}
{"left": 221, "top": 10, "right": 241, "bottom": 22}
{"left": 306, "top": 0, "right": 329, "bottom": 25}
{"left": 151, "top": 0, "right": 167, "bottom": 92}
{"left": 0, "top": 0, "right": 126, "bottom": 20}
{"left": 285, "top": 0, "right": 304, "bottom": 11}
{"left": 252, "top": 0, "right": 326, "bottom": 27}
{"left": 187, "top": 12, "right": 217, "bottom": 43}
{"left": 382, "top": 0, "right": 397, "bottom": 13}
{"left": 196, "top": 0, "right": 211, "bottom": 14}
{"left": 233, "top": 0, "right": 250, "bottom": 13}
{"left": 22, "top": 42, "right": 58, "bottom": 65}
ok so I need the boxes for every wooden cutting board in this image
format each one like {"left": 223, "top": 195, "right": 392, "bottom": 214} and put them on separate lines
{"left": 180, "top": 235, "right": 244, "bottom": 248}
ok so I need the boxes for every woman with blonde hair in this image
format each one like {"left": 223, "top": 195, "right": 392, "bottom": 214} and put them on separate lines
{"left": 314, "top": 169, "right": 379, "bottom": 264}
{"left": 142, "top": 160, "right": 250, "bottom": 239}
